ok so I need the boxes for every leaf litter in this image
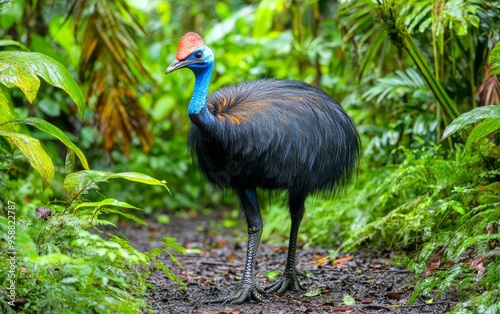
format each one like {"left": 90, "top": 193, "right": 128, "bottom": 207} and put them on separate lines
{"left": 117, "top": 209, "right": 458, "bottom": 313}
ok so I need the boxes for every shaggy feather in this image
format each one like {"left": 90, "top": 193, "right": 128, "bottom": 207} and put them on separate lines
{"left": 188, "top": 79, "right": 360, "bottom": 195}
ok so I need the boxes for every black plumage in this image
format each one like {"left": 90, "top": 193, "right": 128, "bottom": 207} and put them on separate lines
{"left": 166, "top": 32, "right": 360, "bottom": 304}
{"left": 188, "top": 79, "right": 359, "bottom": 195}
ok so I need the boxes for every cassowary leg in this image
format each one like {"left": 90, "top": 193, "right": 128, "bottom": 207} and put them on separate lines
{"left": 264, "top": 193, "right": 307, "bottom": 294}
{"left": 205, "top": 187, "right": 266, "bottom": 304}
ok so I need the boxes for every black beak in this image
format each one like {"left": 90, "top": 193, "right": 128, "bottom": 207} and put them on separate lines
{"left": 166, "top": 59, "right": 183, "bottom": 74}
{"left": 165, "top": 59, "right": 203, "bottom": 74}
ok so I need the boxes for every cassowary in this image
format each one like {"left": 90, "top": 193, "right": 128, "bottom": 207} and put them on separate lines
{"left": 166, "top": 32, "right": 360, "bottom": 304}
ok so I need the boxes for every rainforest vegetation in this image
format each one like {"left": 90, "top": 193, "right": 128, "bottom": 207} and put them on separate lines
{"left": 0, "top": 0, "right": 499, "bottom": 313}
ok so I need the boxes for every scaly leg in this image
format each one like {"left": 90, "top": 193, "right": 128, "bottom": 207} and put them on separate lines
{"left": 205, "top": 187, "right": 266, "bottom": 304}
{"left": 264, "top": 193, "right": 307, "bottom": 294}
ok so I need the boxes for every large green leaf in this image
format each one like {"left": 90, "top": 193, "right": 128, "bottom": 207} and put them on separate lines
{"left": 0, "top": 39, "right": 29, "bottom": 51}
{"left": 0, "top": 88, "right": 16, "bottom": 132}
{"left": 465, "top": 118, "right": 500, "bottom": 151}
{"left": 442, "top": 106, "right": 500, "bottom": 139}
{"left": 489, "top": 41, "right": 500, "bottom": 75}
{"left": 3, "top": 117, "right": 89, "bottom": 169}
{"left": 74, "top": 198, "right": 141, "bottom": 211}
{"left": 64, "top": 170, "right": 170, "bottom": 200}
{"left": 64, "top": 170, "right": 112, "bottom": 199}
{"left": 106, "top": 172, "right": 170, "bottom": 192}
{"left": 0, "top": 51, "right": 86, "bottom": 119}
{"left": 0, "top": 130, "right": 54, "bottom": 187}
{"left": 72, "top": 198, "right": 147, "bottom": 225}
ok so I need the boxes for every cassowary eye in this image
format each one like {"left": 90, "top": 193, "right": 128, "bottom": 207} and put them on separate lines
{"left": 195, "top": 52, "right": 203, "bottom": 59}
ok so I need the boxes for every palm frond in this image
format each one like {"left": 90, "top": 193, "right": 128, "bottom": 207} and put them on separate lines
{"left": 70, "top": 0, "right": 152, "bottom": 156}
{"left": 362, "top": 68, "right": 429, "bottom": 104}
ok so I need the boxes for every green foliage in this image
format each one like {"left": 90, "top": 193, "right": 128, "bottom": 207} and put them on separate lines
{"left": 0, "top": 49, "right": 88, "bottom": 187}
{"left": 1, "top": 0, "right": 500, "bottom": 312}
{"left": 64, "top": 170, "right": 169, "bottom": 200}
{"left": 0, "top": 161, "right": 182, "bottom": 313}
{"left": 295, "top": 144, "right": 499, "bottom": 312}
{"left": 0, "top": 44, "right": 182, "bottom": 313}
{"left": 2, "top": 117, "right": 90, "bottom": 169}
{"left": 0, "top": 51, "right": 85, "bottom": 118}
{"left": 489, "top": 41, "right": 500, "bottom": 75}
{"left": 443, "top": 106, "right": 500, "bottom": 152}
{"left": 0, "top": 212, "right": 185, "bottom": 313}
{"left": 0, "top": 130, "right": 55, "bottom": 187}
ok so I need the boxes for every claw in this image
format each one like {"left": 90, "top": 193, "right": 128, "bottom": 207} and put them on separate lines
{"left": 203, "top": 283, "right": 267, "bottom": 304}
{"left": 264, "top": 267, "right": 306, "bottom": 294}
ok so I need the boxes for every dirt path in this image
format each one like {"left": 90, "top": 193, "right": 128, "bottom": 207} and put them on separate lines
{"left": 120, "top": 210, "right": 455, "bottom": 313}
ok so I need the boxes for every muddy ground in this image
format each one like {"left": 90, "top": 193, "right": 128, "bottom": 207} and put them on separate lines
{"left": 119, "top": 209, "right": 456, "bottom": 313}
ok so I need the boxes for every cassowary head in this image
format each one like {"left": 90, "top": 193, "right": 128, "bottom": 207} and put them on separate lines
{"left": 166, "top": 32, "right": 214, "bottom": 74}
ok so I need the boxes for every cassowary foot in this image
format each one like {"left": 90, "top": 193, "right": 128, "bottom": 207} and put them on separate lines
{"left": 204, "top": 282, "right": 267, "bottom": 304}
{"left": 264, "top": 267, "right": 307, "bottom": 294}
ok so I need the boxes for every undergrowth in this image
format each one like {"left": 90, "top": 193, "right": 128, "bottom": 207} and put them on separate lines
{"left": 264, "top": 142, "right": 499, "bottom": 313}
{"left": 0, "top": 169, "right": 185, "bottom": 313}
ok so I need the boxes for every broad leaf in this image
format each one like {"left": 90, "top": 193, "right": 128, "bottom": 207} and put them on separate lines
{"left": 4, "top": 117, "right": 89, "bottom": 169}
{"left": 0, "top": 51, "right": 86, "bottom": 118}
{"left": 64, "top": 170, "right": 170, "bottom": 200}
{"left": 72, "top": 198, "right": 146, "bottom": 225}
{"left": 107, "top": 172, "right": 170, "bottom": 192}
{"left": 0, "top": 88, "right": 16, "bottom": 132}
{"left": 465, "top": 118, "right": 500, "bottom": 151}
{"left": 442, "top": 106, "right": 500, "bottom": 139}
{"left": 0, "top": 39, "right": 29, "bottom": 51}
{"left": 489, "top": 41, "right": 500, "bottom": 75}
{"left": 304, "top": 289, "right": 322, "bottom": 297}
{"left": 98, "top": 198, "right": 141, "bottom": 210}
{"left": 0, "top": 130, "right": 54, "bottom": 187}
{"left": 65, "top": 150, "right": 76, "bottom": 175}
{"left": 105, "top": 208, "right": 147, "bottom": 225}
{"left": 64, "top": 170, "right": 112, "bottom": 199}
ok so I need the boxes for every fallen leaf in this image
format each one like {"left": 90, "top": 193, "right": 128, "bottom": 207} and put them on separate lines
{"left": 334, "top": 255, "right": 353, "bottom": 264}
{"left": 216, "top": 310, "right": 242, "bottom": 314}
{"left": 470, "top": 255, "right": 486, "bottom": 276}
{"left": 297, "top": 305, "right": 313, "bottom": 312}
{"left": 332, "top": 307, "right": 352, "bottom": 312}
{"left": 342, "top": 295, "right": 356, "bottom": 306}
{"left": 266, "top": 269, "right": 280, "bottom": 279}
{"left": 425, "top": 247, "right": 446, "bottom": 276}
{"left": 440, "top": 261, "right": 456, "bottom": 269}
{"left": 385, "top": 291, "right": 401, "bottom": 300}
{"left": 304, "top": 289, "right": 322, "bottom": 297}
{"left": 216, "top": 240, "right": 228, "bottom": 248}
{"left": 273, "top": 246, "right": 288, "bottom": 252}
{"left": 486, "top": 223, "right": 494, "bottom": 234}
{"left": 308, "top": 255, "right": 329, "bottom": 266}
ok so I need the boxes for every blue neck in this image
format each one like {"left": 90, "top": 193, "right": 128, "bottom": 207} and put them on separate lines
{"left": 188, "top": 64, "right": 215, "bottom": 128}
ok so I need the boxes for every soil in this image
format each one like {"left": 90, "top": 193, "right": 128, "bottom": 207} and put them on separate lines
{"left": 119, "top": 209, "right": 456, "bottom": 314}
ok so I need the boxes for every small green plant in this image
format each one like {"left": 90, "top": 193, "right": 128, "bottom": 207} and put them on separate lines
{"left": 301, "top": 144, "right": 499, "bottom": 313}
{"left": 0, "top": 50, "right": 88, "bottom": 187}
{"left": 0, "top": 47, "right": 184, "bottom": 313}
